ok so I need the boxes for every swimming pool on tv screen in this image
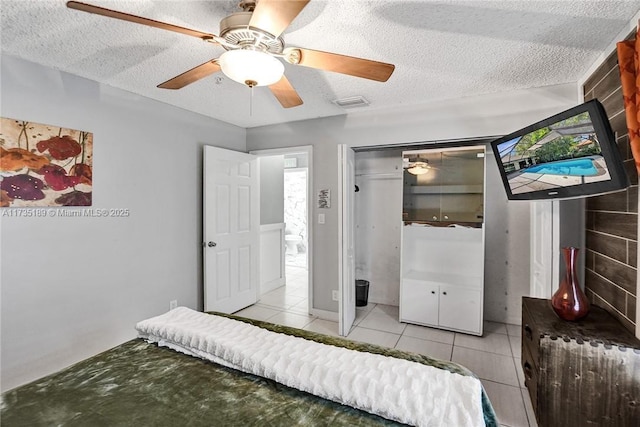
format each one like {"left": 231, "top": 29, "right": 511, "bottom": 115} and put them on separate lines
{"left": 525, "top": 158, "right": 597, "bottom": 176}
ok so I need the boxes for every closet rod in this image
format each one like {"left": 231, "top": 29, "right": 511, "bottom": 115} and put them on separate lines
{"left": 355, "top": 172, "right": 402, "bottom": 179}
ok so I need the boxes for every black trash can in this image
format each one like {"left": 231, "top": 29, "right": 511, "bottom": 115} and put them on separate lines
{"left": 355, "top": 280, "right": 369, "bottom": 307}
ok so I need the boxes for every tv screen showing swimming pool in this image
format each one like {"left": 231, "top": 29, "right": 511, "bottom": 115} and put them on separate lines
{"left": 490, "top": 99, "right": 629, "bottom": 200}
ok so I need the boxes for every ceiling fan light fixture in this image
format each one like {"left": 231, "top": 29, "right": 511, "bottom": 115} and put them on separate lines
{"left": 407, "top": 162, "right": 430, "bottom": 175}
{"left": 219, "top": 49, "right": 284, "bottom": 87}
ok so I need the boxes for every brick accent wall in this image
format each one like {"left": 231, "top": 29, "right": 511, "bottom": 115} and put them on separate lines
{"left": 583, "top": 38, "right": 638, "bottom": 333}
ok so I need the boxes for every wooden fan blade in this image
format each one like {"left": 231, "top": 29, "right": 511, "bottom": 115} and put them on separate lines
{"left": 269, "top": 76, "right": 303, "bottom": 108}
{"left": 249, "top": 0, "right": 310, "bottom": 38}
{"left": 158, "top": 60, "right": 221, "bottom": 89}
{"left": 66, "top": 1, "right": 217, "bottom": 40}
{"left": 286, "top": 48, "right": 395, "bottom": 82}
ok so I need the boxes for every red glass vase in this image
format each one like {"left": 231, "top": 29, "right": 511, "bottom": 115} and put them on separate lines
{"left": 551, "top": 247, "right": 590, "bottom": 321}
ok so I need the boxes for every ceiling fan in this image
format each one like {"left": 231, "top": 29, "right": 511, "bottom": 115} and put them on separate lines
{"left": 66, "top": 0, "right": 396, "bottom": 108}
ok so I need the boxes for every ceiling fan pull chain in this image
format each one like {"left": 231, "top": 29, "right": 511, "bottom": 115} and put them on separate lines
{"left": 250, "top": 86, "right": 254, "bottom": 117}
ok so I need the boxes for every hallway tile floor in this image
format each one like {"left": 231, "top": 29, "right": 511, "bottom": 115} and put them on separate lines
{"left": 234, "top": 266, "right": 536, "bottom": 427}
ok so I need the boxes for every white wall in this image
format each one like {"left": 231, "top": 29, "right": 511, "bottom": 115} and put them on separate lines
{"left": 0, "top": 55, "right": 246, "bottom": 391}
{"left": 483, "top": 148, "right": 532, "bottom": 324}
{"left": 246, "top": 83, "right": 579, "bottom": 314}
{"left": 259, "top": 223, "right": 285, "bottom": 294}
{"left": 258, "top": 156, "right": 286, "bottom": 294}
{"left": 259, "top": 155, "right": 284, "bottom": 225}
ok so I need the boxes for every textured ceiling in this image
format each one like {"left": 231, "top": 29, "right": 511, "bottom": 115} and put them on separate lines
{"left": 2, "top": 1, "right": 640, "bottom": 128}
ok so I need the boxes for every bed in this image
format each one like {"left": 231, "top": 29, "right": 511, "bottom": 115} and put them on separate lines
{"left": 1, "top": 308, "right": 498, "bottom": 426}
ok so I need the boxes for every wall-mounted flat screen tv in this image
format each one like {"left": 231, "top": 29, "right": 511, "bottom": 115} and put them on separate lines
{"left": 490, "top": 99, "right": 629, "bottom": 200}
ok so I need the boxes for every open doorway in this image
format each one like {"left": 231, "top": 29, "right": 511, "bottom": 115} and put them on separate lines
{"left": 284, "top": 166, "right": 308, "bottom": 269}
{"left": 236, "top": 146, "right": 313, "bottom": 324}
{"left": 284, "top": 164, "right": 308, "bottom": 294}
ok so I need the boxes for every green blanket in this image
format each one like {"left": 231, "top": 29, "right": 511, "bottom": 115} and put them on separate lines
{"left": 1, "top": 312, "right": 498, "bottom": 426}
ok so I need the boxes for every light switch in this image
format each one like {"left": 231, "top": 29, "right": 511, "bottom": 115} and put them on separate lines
{"left": 318, "top": 213, "right": 325, "bottom": 224}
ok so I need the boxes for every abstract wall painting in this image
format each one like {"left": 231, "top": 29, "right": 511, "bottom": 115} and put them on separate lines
{"left": 0, "top": 118, "right": 93, "bottom": 207}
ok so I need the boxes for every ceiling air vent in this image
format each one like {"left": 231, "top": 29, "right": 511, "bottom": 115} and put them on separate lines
{"left": 333, "top": 96, "right": 370, "bottom": 109}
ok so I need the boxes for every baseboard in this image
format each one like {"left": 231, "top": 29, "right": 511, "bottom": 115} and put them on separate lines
{"left": 310, "top": 308, "right": 338, "bottom": 322}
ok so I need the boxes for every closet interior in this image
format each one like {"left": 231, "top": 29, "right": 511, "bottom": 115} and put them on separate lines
{"left": 354, "top": 143, "right": 487, "bottom": 335}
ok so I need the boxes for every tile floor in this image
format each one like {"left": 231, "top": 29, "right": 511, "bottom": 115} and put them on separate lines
{"left": 235, "top": 266, "right": 537, "bottom": 427}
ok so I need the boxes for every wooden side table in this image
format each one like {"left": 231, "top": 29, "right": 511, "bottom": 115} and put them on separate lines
{"left": 521, "top": 297, "right": 640, "bottom": 427}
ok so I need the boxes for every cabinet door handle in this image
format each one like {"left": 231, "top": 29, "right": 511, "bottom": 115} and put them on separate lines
{"left": 442, "top": 291, "right": 447, "bottom": 295}
{"left": 523, "top": 361, "right": 533, "bottom": 380}
{"left": 431, "top": 291, "right": 436, "bottom": 294}
{"left": 524, "top": 324, "right": 532, "bottom": 340}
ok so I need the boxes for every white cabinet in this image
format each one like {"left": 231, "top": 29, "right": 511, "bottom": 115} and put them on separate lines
{"left": 401, "top": 278, "right": 482, "bottom": 333}
{"left": 438, "top": 285, "right": 482, "bottom": 333}
{"left": 399, "top": 220, "right": 485, "bottom": 335}
{"left": 400, "top": 146, "right": 485, "bottom": 336}
{"left": 401, "top": 278, "right": 439, "bottom": 325}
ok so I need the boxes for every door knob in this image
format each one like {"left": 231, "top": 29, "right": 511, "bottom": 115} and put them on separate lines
{"left": 207, "top": 241, "right": 217, "bottom": 247}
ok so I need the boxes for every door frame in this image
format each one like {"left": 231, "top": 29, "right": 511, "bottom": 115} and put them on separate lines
{"left": 530, "top": 200, "right": 555, "bottom": 299}
{"left": 337, "top": 144, "right": 356, "bottom": 336}
{"left": 250, "top": 145, "right": 313, "bottom": 314}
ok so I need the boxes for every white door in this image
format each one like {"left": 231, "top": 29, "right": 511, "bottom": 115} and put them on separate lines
{"left": 530, "top": 201, "right": 554, "bottom": 298}
{"left": 203, "top": 146, "right": 260, "bottom": 313}
{"left": 338, "top": 145, "right": 356, "bottom": 336}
